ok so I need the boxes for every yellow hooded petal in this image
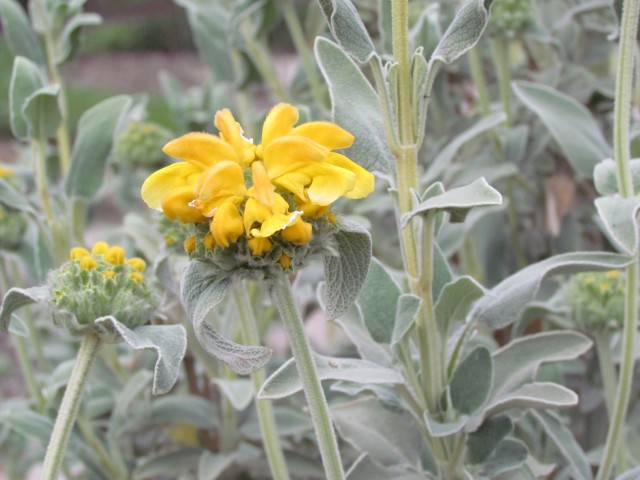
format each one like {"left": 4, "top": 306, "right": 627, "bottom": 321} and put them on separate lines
{"left": 163, "top": 132, "right": 237, "bottom": 168}
{"left": 294, "top": 195, "right": 330, "bottom": 218}
{"left": 262, "top": 135, "right": 328, "bottom": 178}
{"left": 261, "top": 103, "right": 299, "bottom": 144}
{"left": 245, "top": 195, "right": 299, "bottom": 238}
{"left": 326, "top": 153, "right": 375, "bottom": 199}
{"left": 291, "top": 122, "right": 354, "bottom": 150}
{"left": 247, "top": 237, "right": 272, "bottom": 256}
{"left": 304, "top": 163, "right": 356, "bottom": 206}
{"left": 193, "top": 160, "right": 248, "bottom": 216}
{"left": 141, "top": 162, "right": 202, "bottom": 210}
{"left": 281, "top": 218, "right": 312, "bottom": 245}
{"left": 211, "top": 201, "right": 244, "bottom": 247}
{"left": 250, "top": 161, "right": 276, "bottom": 207}
{"left": 161, "top": 185, "right": 207, "bottom": 223}
{"left": 215, "top": 109, "right": 255, "bottom": 168}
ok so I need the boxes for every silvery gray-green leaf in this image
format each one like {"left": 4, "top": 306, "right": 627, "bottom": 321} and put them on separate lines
{"left": 430, "top": 0, "right": 493, "bottom": 66}
{"left": 21, "top": 84, "right": 61, "bottom": 139}
{"left": 483, "top": 382, "right": 578, "bottom": 419}
{"left": 318, "top": 0, "right": 376, "bottom": 63}
{"left": 467, "top": 415, "right": 513, "bottom": 464}
{"left": 346, "top": 453, "right": 433, "bottom": 480}
{"left": 0, "top": 178, "right": 34, "bottom": 213}
{"left": 55, "top": 12, "right": 102, "bottom": 65}
{"left": 330, "top": 381, "right": 404, "bottom": 411}
{"left": 490, "top": 331, "right": 592, "bottom": 400}
{"left": 94, "top": 317, "right": 187, "bottom": 395}
{"left": 433, "top": 242, "right": 454, "bottom": 300}
{"left": 323, "top": 216, "right": 372, "bottom": 321}
{"left": 198, "top": 451, "right": 237, "bottom": 480}
{"left": 481, "top": 438, "right": 528, "bottom": 478}
{"left": 435, "top": 275, "right": 485, "bottom": 337}
{"left": 0, "top": 0, "right": 44, "bottom": 64}
{"left": 332, "top": 396, "right": 422, "bottom": 468}
{"left": 449, "top": 346, "right": 493, "bottom": 415}
{"left": 258, "top": 352, "right": 403, "bottom": 400}
{"left": 150, "top": 394, "right": 217, "bottom": 428}
{"left": 593, "top": 158, "right": 640, "bottom": 195}
{"left": 470, "top": 252, "right": 632, "bottom": 329}
{"left": 181, "top": 260, "right": 272, "bottom": 375}
{"left": 595, "top": 195, "right": 640, "bottom": 255}
{"left": 132, "top": 447, "right": 202, "bottom": 480}
{"left": 390, "top": 294, "right": 421, "bottom": 347}
{"left": 425, "top": 112, "right": 508, "bottom": 183}
{"left": 403, "top": 178, "right": 502, "bottom": 225}
{"left": 214, "top": 379, "right": 254, "bottom": 411}
{"left": 424, "top": 410, "right": 469, "bottom": 437}
{"left": 531, "top": 410, "right": 593, "bottom": 480}
{"left": 357, "top": 257, "right": 399, "bottom": 343}
{"left": 240, "top": 406, "right": 313, "bottom": 439}
{"left": 315, "top": 37, "right": 393, "bottom": 175}
{"left": 0, "top": 286, "right": 49, "bottom": 332}
{"left": 9, "top": 56, "right": 44, "bottom": 140}
{"left": 65, "top": 95, "right": 132, "bottom": 199}
{"left": 512, "top": 81, "right": 611, "bottom": 179}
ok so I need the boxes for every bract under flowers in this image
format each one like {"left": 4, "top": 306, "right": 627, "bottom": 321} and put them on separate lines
{"left": 141, "top": 103, "right": 374, "bottom": 270}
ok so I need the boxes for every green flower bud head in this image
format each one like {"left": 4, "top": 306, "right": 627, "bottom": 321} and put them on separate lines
{"left": 158, "top": 214, "right": 195, "bottom": 254}
{"left": 47, "top": 242, "right": 159, "bottom": 340}
{"left": 488, "top": 0, "right": 534, "bottom": 37}
{"left": 114, "top": 122, "right": 173, "bottom": 169}
{"left": 566, "top": 270, "right": 625, "bottom": 332}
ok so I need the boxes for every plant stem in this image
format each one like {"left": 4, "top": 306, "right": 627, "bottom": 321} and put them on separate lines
{"left": 281, "top": 0, "right": 326, "bottom": 108}
{"left": 77, "top": 415, "right": 128, "bottom": 479}
{"left": 467, "top": 46, "right": 491, "bottom": 117}
{"left": 233, "top": 284, "right": 290, "bottom": 480}
{"left": 596, "top": 0, "right": 640, "bottom": 477}
{"left": 490, "top": 37, "right": 513, "bottom": 127}
{"left": 392, "top": 1, "right": 413, "bottom": 145}
{"left": 13, "top": 335, "right": 45, "bottom": 410}
{"left": 271, "top": 274, "right": 344, "bottom": 480}
{"left": 42, "top": 333, "right": 101, "bottom": 480}
{"left": 220, "top": 365, "right": 238, "bottom": 453}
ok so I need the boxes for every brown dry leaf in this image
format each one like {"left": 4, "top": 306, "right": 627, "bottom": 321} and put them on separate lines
{"left": 544, "top": 173, "right": 576, "bottom": 236}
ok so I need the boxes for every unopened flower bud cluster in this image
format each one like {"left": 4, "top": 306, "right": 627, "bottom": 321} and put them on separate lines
{"left": 47, "top": 241, "right": 159, "bottom": 338}
{"left": 115, "top": 122, "right": 173, "bottom": 169}
{"left": 488, "top": 0, "right": 534, "bottom": 37}
{"left": 566, "top": 270, "right": 625, "bottom": 332}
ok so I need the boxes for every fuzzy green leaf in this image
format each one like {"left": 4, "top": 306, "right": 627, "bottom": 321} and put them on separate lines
{"left": 449, "top": 346, "right": 493, "bottom": 415}
{"left": 435, "top": 275, "right": 485, "bottom": 337}
{"left": 65, "top": 95, "right": 132, "bottom": 199}
{"left": 467, "top": 415, "right": 513, "bottom": 464}
{"left": 318, "top": 0, "right": 375, "bottom": 63}
{"left": 531, "top": 410, "right": 592, "bottom": 480}
{"left": 258, "top": 353, "right": 403, "bottom": 400}
{"left": 512, "top": 81, "right": 610, "bottom": 178}
{"left": 181, "top": 260, "right": 272, "bottom": 375}
{"left": 471, "top": 252, "right": 632, "bottom": 329}
{"left": 346, "top": 454, "right": 431, "bottom": 480}
{"left": 9, "top": 56, "right": 43, "bottom": 140}
{"left": 94, "top": 317, "right": 187, "bottom": 395}
{"left": 0, "top": 178, "right": 34, "bottom": 213}
{"left": 595, "top": 195, "right": 640, "bottom": 255}
{"left": 481, "top": 438, "right": 528, "bottom": 477}
{"left": 323, "top": 217, "right": 372, "bottom": 321}
{"left": 332, "top": 397, "right": 422, "bottom": 468}
{"left": 315, "top": 37, "right": 393, "bottom": 174}
{"left": 423, "top": 410, "right": 468, "bottom": 437}
{"left": 430, "top": 0, "right": 493, "bottom": 66}
{"left": 491, "top": 331, "right": 592, "bottom": 400}
{"left": 0, "top": 0, "right": 44, "bottom": 64}
{"left": 21, "top": 84, "right": 61, "bottom": 139}
{"left": 484, "top": 382, "right": 578, "bottom": 419}
{"left": 150, "top": 395, "right": 217, "bottom": 428}
{"left": 198, "top": 452, "right": 237, "bottom": 480}
{"left": 357, "top": 257, "right": 399, "bottom": 343}
{"left": 56, "top": 13, "right": 102, "bottom": 65}
{"left": 133, "top": 448, "right": 202, "bottom": 480}
{"left": 390, "top": 294, "right": 421, "bottom": 347}
{"left": 593, "top": 158, "right": 640, "bottom": 195}
{"left": 403, "top": 178, "right": 502, "bottom": 226}
{"left": 214, "top": 379, "right": 254, "bottom": 411}
{"left": 0, "top": 286, "right": 49, "bottom": 332}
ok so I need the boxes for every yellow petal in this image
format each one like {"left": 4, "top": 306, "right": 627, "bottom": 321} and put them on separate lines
{"left": 294, "top": 196, "right": 330, "bottom": 218}
{"left": 262, "top": 135, "right": 328, "bottom": 178}
{"left": 161, "top": 185, "right": 207, "bottom": 223}
{"left": 70, "top": 247, "right": 91, "bottom": 260}
{"left": 211, "top": 201, "right": 244, "bottom": 247}
{"left": 251, "top": 161, "right": 276, "bottom": 207}
{"left": 326, "top": 153, "right": 375, "bottom": 199}
{"left": 261, "top": 103, "right": 299, "bottom": 144}
{"left": 194, "top": 160, "right": 248, "bottom": 216}
{"left": 163, "top": 132, "right": 237, "bottom": 168}
{"left": 272, "top": 170, "right": 312, "bottom": 200}
{"left": 105, "top": 246, "right": 126, "bottom": 265}
{"left": 304, "top": 163, "right": 356, "bottom": 205}
{"left": 291, "top": 122, "right": 354, "bottom": 150}
{"left": 91, "top": 241, "right": 110, "bottom": 255}
{"left": 215, "top": 109, "right": 255, "bottom": 168}
{"left": 141, "top": 162, "right": 202, "bottom": 210}
{"left": 244, "top": 195, "right": 298, "bottom": 238}
{"left": 281, "top": 219, "right": 312, "bottom": 244}
{"left": 243, "top": 197, "right": 269, "bottom": 234}
{"left": 248, "top": 237, "right": 272, "bottom": 256}
{"left": 126, "top": 258, "right": 146, "bottom": 272}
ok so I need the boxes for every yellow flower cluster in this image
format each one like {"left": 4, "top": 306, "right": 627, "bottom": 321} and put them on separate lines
{"left": 141, "top": 103, "right": 374, "bottom": 257}
{"left": 0, "top": 165, "right": 14, "bottom": 178}
{"left": 70, "top": 241, "right": 147, "bottom": 284}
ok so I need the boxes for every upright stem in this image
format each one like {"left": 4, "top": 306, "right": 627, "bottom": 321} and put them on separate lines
{"left": 271, "top": 274, "right": 344, "bottom": 480}
{"left": 233, "top": 284, "right": 290, "bottom": 480}
{"left": 281, "top": 0, "right": 326, "bottom": 108}
{"left": 42, "top": 333, "right": 101, "bottom": 480}
{"left": 490, "top": 37, "right": 513, "bottom": 127}
{"left": 596, "top": 0, "right": 640, "bottom": 478}
{"left": 467, "top": 46, "right": 491, "bottom": 117}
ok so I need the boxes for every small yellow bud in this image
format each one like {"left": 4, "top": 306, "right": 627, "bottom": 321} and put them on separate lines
{"left": 248, "top": 237, "right": 272, "bottom": 256}
{"left": 105, "top": 246, "right": 126, "bottom": 265}
{"left": 281, "top": 219, "right": 312, "bottom": 245}
{"left": 606, "top": 270, "right": 619, "bottom": 280}
{"left": 327, "top": 212, "right": 337, "bottom": 224}
{"left": 279, "top": 254, "right": 291, "bottom": 269}
{"left": 203, "top": 233, "right": 216, "bottom": 250}
{"left": 80, "top": 256, "right": 98, "bottom": 270}
{"left": 126, "top": 257, "right": 146, "bottom": 272}
{"left": 103, "top": 270, "right": 116, "bottom": 279}
{"left": 70, "top": 247, "right": 91, "bottom": 260}
{"left": 165, "top": 235, "right": 175, "bottom": 246}
{"left": 131, "top": 272, "right": 144, "bottom": 284}
{"left": 91, "top": 241, "right": 110, "bottom": 255}
{"left": 0, "top": 166, "right": 14, "bottom": 178}
{"left": 184, "top": 236, "right": 196, "bottom": 254}
{"left": 599, "top": 282, "right": 611, "bottom": 293}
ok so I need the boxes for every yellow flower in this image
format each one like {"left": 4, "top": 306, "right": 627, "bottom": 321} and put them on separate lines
{"left": 606, "top": 270, "right": 619, "bottom": 280}
{"left": 256, "top": 103, "right": 374, "bottom": 205}
{"left": 281, "top": 219, "right": 313, "bottom": 245}
{"left": 103, "top": 270, "right": 116, "bottom": 280}
{"left": 247, "top": 237, "right": 272, "bottom": 256}
{"left": 131, "top": 272, "right": 144, "bottom": 284}
{"left": 0, "top": 166, "right": 14, "bottom": 178}
{"left": 203, "top": 233, "right": 216, "bottom": 250}
{"left": 279, "top": 254, "right": 292, "bottom": 269}
{"left": 210, "top": 201, "right": 244, "bottom": 247}
{"left": 91, "top": 241, "right": 110, "bottom": 255}
{"left": 70, "top": 247, "right": 91, "bottom": 260}
{"left": 105, "top": 246, "right": 126, "bottom": 265}
{"left": 126, "top": 258, "right": 146, "bottom": 272}
{"left": 80, "top": 256, "right": 98, "bottom": 270}
{"left": 184, "top": 236, "right": 196, "bottom": 254}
